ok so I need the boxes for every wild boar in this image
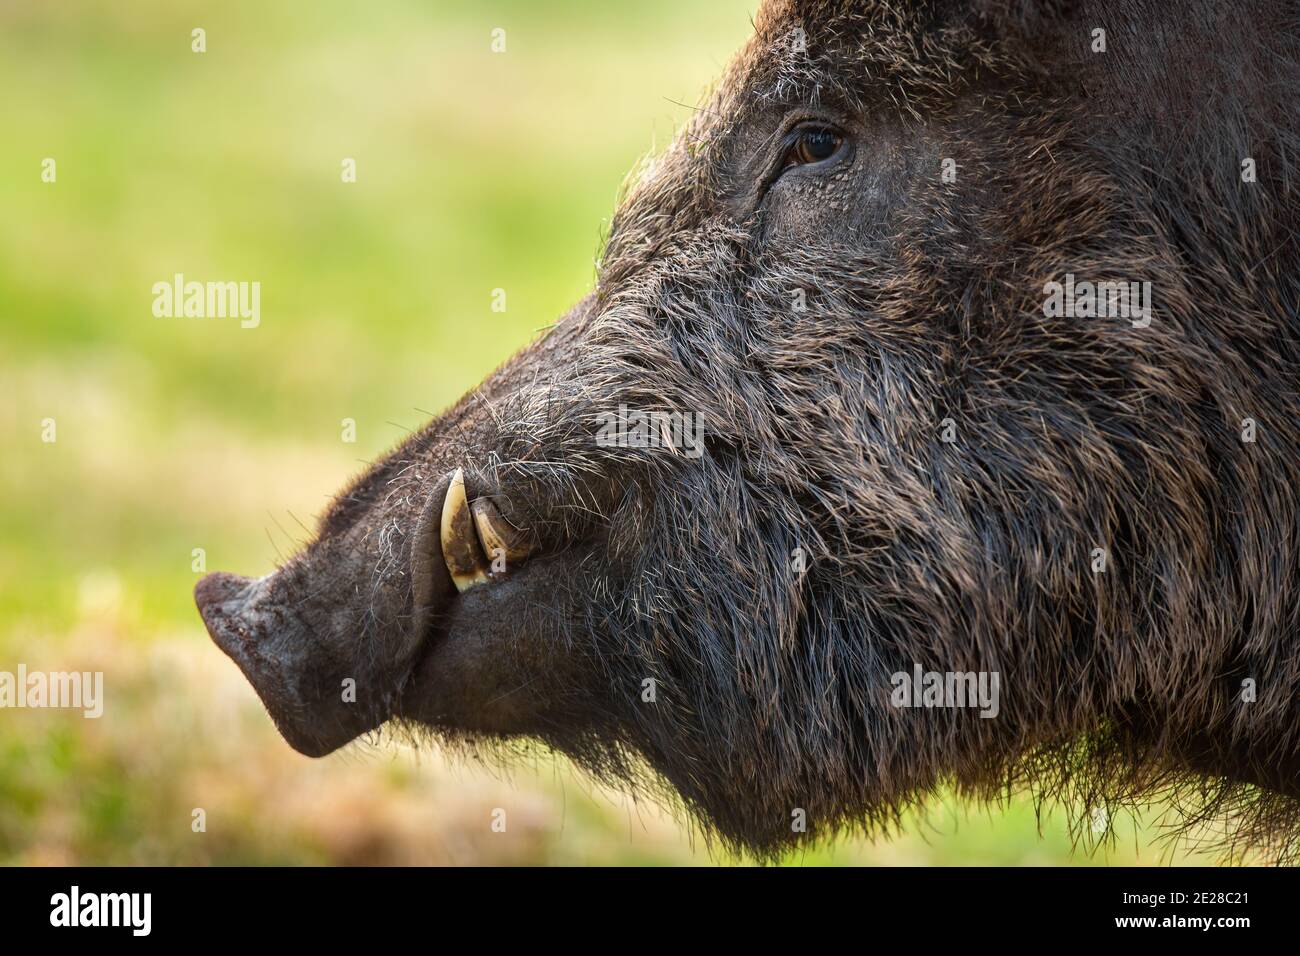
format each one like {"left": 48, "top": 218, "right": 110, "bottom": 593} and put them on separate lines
{"left": 197, "top": 0, "right": 1300, "bottom": 860}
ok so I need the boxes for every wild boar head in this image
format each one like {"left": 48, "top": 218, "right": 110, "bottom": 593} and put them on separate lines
{"left": 197, "top": 0, "right": 1300, "bottom": 857}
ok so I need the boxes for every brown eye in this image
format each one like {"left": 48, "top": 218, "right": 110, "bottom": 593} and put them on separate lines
{"left": 785, "top": 126, "right": 844, "bottom": 168}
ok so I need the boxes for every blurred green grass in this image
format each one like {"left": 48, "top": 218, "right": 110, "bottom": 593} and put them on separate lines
{"left": 0, "top": 0, "right": 1223, "bottom": 864}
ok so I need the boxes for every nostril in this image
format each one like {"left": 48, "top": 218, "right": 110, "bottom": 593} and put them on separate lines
{"left": 194, "top": 571, "right": 254, "bottom": 614}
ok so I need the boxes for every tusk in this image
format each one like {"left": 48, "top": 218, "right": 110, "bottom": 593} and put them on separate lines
{"left": 471, "top": 498, "right": 531, "bottom": 575}
{"left": 440, "top": 468, "right": 490, "bottom": 592}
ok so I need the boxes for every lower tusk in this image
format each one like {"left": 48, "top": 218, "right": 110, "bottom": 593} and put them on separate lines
{"left": 471, "top": 498, "right": 531, "bottom": 574}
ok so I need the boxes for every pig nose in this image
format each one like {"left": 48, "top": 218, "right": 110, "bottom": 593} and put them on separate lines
{"left": 194, "top": 571, "right": 255, "bottom": 615}
{"left": 194, "top": 570, "right": 266, "bottom": 665}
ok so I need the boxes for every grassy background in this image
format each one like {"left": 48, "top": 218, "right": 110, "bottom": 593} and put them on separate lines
{"left": 0, "top": 0, "right": 1222, "bottom": 864}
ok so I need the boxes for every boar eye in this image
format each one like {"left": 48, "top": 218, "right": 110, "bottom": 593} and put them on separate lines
{"left": 782, "top": 124, "right": 845, "bottom": 170}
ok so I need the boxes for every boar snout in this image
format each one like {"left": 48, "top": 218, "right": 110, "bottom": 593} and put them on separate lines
{"left": 193, "top": 467, "right": 535, "bottom": 756}
{"left": 196, "top": 565, "right": 402, "bottom": 757}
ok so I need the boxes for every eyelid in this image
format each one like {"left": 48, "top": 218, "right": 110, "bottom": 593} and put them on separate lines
{"left": 753, "top": 116, "right": 851, "bottom": 204}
